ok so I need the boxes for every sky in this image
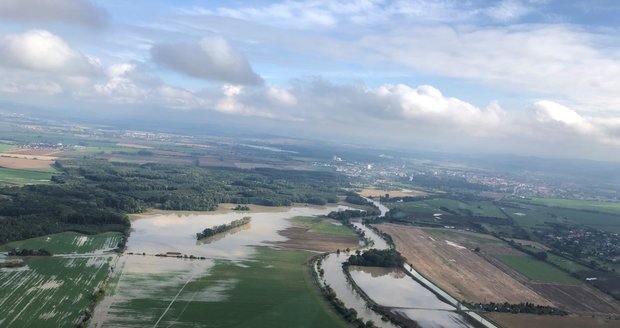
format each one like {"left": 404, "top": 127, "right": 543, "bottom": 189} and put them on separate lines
{"left": 1, "top": 0, "right": 620, "bottom": 161}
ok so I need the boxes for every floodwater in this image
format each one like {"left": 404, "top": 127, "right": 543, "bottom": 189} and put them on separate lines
{"left": 90, "top": 205, "right": 347, "bottom": 327}
{"left": 349, "top": 266, "right": 454, "bottom": 310}
{"left": 318, "top": 219, "right": 399, "bottom": 328}
{"left": 126, "top": 205, "right": 346, "bottom": 258}
{"left": 350, "top": 267, "right": 477, "bottom": 328}
{"left": 318, "top": 197, "right": 493, "bottom": 328}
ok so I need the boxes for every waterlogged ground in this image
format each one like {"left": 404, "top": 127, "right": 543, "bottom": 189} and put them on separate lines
{"left": 0, "top": 255, "right": 113, "bottom": 328}
{"left": 0, "top": 232, "right": 122, "bottom": 327}
{"left": 91, "top": 205, "right": 351, "bottom": 328}
{"left": 350, "top": 267, "right": 476, "bottom": 328}
{"left": 1, "top": 232, "right": 123, "bottom": 254}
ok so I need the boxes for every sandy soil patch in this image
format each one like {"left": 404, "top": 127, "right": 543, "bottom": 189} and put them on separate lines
{"left": 375, "top": 224, "right": 552, "bottom": 305}
{"left": 360, "top": 188, "right": 427, "bottom": 198}
{"left": 0, "top": 156, "right": 54, "bottom": 169}
{"left": 486, "top": 313, "right": 620, "bottom": 328}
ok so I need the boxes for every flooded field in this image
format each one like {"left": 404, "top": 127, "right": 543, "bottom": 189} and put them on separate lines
{"left": 318, "top": 197, "right": 495, "bottom": 328}
{"left": 0, "top": 255, "right": 113, "bottom": 328}
{"left": 350, "top": 267, "right": 477, "bottom": 328}
{"left": 349, "top": 266, "right": 454, "bottom": 310}
{"left": 91, "top": 205, "right": 352, "bottom": 328}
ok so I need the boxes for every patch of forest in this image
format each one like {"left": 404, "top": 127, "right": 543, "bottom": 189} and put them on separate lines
{"left": 347, "top": 249, "right": 405, "bottom": 267}
{"left": 196, "top": 217, "right": 251, "bottom": 240}
{"left": 0, "top": 159, "right": 348, "bottom": 244}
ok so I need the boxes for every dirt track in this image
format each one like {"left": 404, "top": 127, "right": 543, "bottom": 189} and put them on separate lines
{"left": 376, "top": 224, "right": 552, "bottom": 305}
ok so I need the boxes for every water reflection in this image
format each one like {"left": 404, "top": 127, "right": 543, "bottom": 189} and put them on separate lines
{"left": 127, "top": 205, "right": 346, "bottom": 259}
{"left": 349, "top": 266, "right": 454, "bottom": 310}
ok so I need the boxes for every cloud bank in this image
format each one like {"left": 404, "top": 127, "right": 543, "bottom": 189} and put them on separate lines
{"left": 151, "top": 37, "right": 263, "bottom": 85}
{"left": 0, "top": 0, "right": 108, "bottom": 27}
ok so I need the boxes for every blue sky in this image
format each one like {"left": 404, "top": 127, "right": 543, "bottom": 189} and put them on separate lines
{"left": 1, "top": 0, "right": 620, "bottom": 160}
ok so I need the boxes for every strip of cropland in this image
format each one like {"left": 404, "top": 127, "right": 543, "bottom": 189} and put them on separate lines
{"left": 93, "top": 248, "right": 354, "bottom": 327}
{"left": 376, "top": 224, "right": 620, "bottom": 317}
{"left": 273, "top": 216, "right": 360, "bottom": 251}
{"left": 375, "top": 224, "right": 551, "bottom": 304}
{"left": 0, "top": 232, "right": 120, "bottom": 327}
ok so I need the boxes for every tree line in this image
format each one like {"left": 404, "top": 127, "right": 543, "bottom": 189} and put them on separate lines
{"left": 0, "top": 158, "right": 348, "bottom": 244}
{"left": 196, "top": 217, "right": 251, "bottom": 240}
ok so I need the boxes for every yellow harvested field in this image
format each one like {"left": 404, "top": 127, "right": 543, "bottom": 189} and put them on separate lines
{"left": 360, "top": 188, "right": 427, "bottom": 197}
{"left": 0, "top": 153, "right": 57, "bottom": 161}
{"left": 376, "top": 224, "right": 552, "bottom": 305}
{"left": 0, "top": 156, "right": 54, "bottom": 169}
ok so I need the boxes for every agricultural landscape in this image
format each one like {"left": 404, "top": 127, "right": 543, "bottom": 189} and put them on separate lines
{"left": 0, "top": 112, "right": 619, "bottom": 328}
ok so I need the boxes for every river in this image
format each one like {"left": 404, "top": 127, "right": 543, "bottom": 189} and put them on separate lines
{"left": 317, "top": 197, "right": 497, "bottom": 328}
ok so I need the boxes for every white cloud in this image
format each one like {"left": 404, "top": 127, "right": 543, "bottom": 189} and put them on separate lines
{"left": 265, "top": 87, "right": 297, "bottom": 106}
{"left": 0, "top": 30, "right": 99, "bottom": 76}
{"left": 187, "top": 0, "right": 535, "bottom": 30}
{"left": 532, "top": 100, "right": 620, "bottom": 145}
{"left": 0, "top": 0, "right": 108, "bottom": 27}
{"left": 151, "top": 36, "right": 263, "bottom": 85}
{"left": 357, "top": 24, "right": 620, "bottom": 113}
{"left": 93, "top": 63, "right": 147, "bottom": 103}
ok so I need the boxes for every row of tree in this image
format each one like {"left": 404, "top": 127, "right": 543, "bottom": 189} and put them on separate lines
{"left": 196, "top": 217, "right": 251, "bottom": 240}
{"left": 462, "top": 301, "right": 567, "bottom": 315}
{"left": 347, "top": 249, "right": 405, "bottom": 267}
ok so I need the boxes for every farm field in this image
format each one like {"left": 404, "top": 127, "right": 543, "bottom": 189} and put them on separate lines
{"left": 375, "top": 224, "right": 551, "bottom": 304}
{"left": 0, "top": 232, "right": 123, "bottom": 254}
{"left": 92, "top": 206, "right": 354, "bottom": 327}
{"left": 519, "top": 245, "right": 589, "bottom": 273}
{"left": 0, "top": 156, "right": 54, "bottom": 169}
{"left": 487, "top": 313, "right": 620, "bottom": 328}
{"left": 502, "top": 202, "right": 620, "bottom": 233}
{"left": 516, "top": 197, "right": 620, "bottom": 216}
{"left": 388, "top": 198, "right": 507, "bottom": 218}
{"left": 289, "top": 216, "right": 358, "bottom": 236}
{"left": 275, "top": 216, "right": 360, "bottom": 252}
{"left": 378, "top": 224, "right": 620, "bottom": 315}
{"left": 360, "top": 187, "right": 427, "bottom": 198}
{"left": 93, "top": 247, "right": 349, "bottom": 328}
{"left": 494, "top": 254, "right": 580, "bottom": 283}
{"left": 0, "top": 166, "right": 56, "bottom": 184}
{"left": 0, "top": 143, "right": 16, "bottom": 152}
{"left": 0, "top": 255, "right": 114, "bottom": 328}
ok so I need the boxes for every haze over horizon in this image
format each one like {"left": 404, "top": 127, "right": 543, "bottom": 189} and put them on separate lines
{"left": 1, "top": 0, "right": 620, "bottom": 161}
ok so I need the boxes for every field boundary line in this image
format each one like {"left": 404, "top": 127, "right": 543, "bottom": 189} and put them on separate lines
{"left": 152, "top": 273, "right": 194, "bottom": 328}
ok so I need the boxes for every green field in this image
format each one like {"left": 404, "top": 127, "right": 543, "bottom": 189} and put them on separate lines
{"left": 519, "top": 197, "right": 620, "bottom": 216}
{"left": 290, "top": 216, "right": 357, "bottom": 236}
{"left": 0, "top": 143, "right": 16, "bottom": 152}
{"left": 495, "top": 254, "right": 580, "bottom": 283}
{"left": 0, "top": 255, "right": 113, "bottom": 328}
{"left": 1, "top": 232, "right": 123, "bottom": 254}
{"left": 423, "top": 228, "right": 505, "bottom": 245}
{"left": 0, "top": 167, "right": 56, "bottom": 185}
{"left": 389, "top": 198, "right": 507, "bottom": 218}
{"left": 102, "top": 247, "right": 349, "bottom": 327}
{"left": 503, "top": 203, "right": 620, "bottom": 233}
{"left": 521, "top": 245, "right": 589, "bottom": 273}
